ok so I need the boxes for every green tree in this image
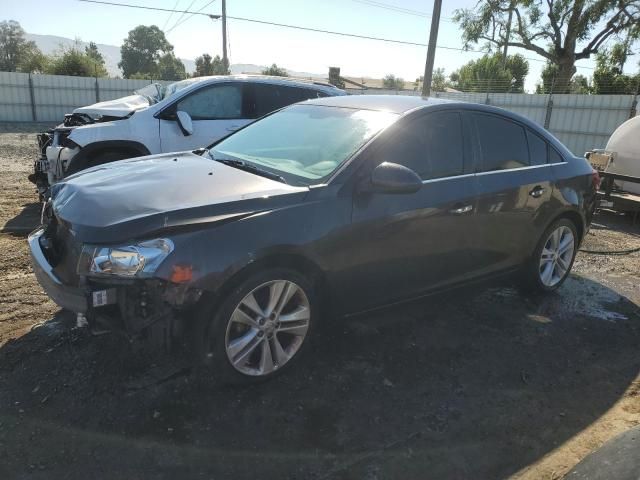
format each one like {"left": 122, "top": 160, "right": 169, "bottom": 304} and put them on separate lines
{"left": 536, "top": 62, "right": 593, "bottom": 94}
{"left": 261, "top": 63, "right": 288, "bottom": 76}
{"left": 454, "top": 1, "right": 640, "bottom": 93}
{"left": 592, "top": 43, "right": 639, "bottom": 94}
{"left": 382, "top": 74, "right": 405, "bottom": 90}
{"left": 194, "top": 53, "right": 229, "bottom": 76}
{"left": 450, "top": 53, "right": 528, "bottom": 92}
{"left": 431, "top": 68, "right": 447, "bottom": 92}
{"left": 17, "top": 47, "right": 49, "bottom": 74}
{"left": 157, "top": 52, "right": 186, "bottom": 80}
{"left": 47, "top": 45, "right": 108, "bottom": 77}
{"left": 119, "top": 25, "right": 173, "bottom": 78}
{"left": 0, "top": 20, "right": 43, "bottom": 72}
{"left": 85, "top": 41, "right": 104, "bottom": 65}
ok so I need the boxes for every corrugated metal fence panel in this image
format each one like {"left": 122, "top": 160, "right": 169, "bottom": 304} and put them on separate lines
{"left": 33, "top": 74, "right": 97, "bottom": 122}
{"left": 548, "top": 94, "right": 636, "bottom": 155}
{"left": 0, "top": 72, "right": 32, "bottom": 122}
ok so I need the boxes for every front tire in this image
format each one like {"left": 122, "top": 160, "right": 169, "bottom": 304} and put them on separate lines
{"left": 194, "top": 268, "right": 316, "bottom": 384}
{"left": 523, "top": 218, "right": 578, "bottom": 292}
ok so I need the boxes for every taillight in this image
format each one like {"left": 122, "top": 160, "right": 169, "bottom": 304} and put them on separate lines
{"left": 591, "top": 169, "right": 601, "bottom": 190}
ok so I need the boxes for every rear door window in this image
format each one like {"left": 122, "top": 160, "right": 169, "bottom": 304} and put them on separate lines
{"left": 527, "top": 130, "right": 548, "bottom": 166}
{"left": 473, "top": 113, "right": 529, "bottom": 171}
{"left": 375, "top": 111, "right": 464, "bottom": 180}
{"left": 249, "top": 84, "right": 326, "bottom": 118}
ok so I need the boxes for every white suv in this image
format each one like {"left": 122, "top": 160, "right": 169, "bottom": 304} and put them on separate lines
{"left": 30, "top": 75, "right": 345, "bottom": 198}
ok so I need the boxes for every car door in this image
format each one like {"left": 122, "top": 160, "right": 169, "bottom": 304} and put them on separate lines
{"left": 340, "top": 110, "right": 483, "bottom": 311}
{"left": 158, "top": 82, "right": 251, "bottom": 152}
{"left": 470, "top": 112, "right": 554, "bottom": 274}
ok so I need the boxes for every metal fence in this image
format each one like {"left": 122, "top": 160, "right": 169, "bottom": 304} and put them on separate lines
{"left": 0, "top": 71, "right": 637, "bottom": 157}
{"left": 346, "top": 87, "right": 638, "bottom": 156}
{"left": 0, "top": 71, "right": 168, "bottom": 124}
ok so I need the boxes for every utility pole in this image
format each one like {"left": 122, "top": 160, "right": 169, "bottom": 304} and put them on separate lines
{"left": 222, "top": 0, "right": 228, "bottom": 68}
{"left": 421, "top": 0, "right": 442, "bottom": 97}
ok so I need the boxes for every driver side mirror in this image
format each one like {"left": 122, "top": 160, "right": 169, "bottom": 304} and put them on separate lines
{"left": 176, "top": 110, "right": 194, "bottom": 136}
{"left": 361, "top": 162, "right": 422, "bottom": 194}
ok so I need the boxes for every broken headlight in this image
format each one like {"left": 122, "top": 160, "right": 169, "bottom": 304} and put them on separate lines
{"left": 78, "top": 239, "right": 174, "bottom": 277}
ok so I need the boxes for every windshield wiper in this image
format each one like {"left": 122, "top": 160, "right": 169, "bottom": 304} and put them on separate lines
{"left": 212, "top": 156, "right": 287, "bottom": 184}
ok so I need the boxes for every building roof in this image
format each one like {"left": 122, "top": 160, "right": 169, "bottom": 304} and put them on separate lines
{"left": 305, "top": 94, "right": 455, "bottom": 114}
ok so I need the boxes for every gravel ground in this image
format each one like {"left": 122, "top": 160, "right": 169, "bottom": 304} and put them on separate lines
{"left": 0, "top": 123, "right": 639, "bottom": 480}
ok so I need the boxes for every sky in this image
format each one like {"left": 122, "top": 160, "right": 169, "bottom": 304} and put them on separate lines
{"left": 1, "top": 0, "right": 622, "bottom": 92}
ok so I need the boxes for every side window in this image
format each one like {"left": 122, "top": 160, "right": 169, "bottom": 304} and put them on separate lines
{"left": 527, "top": 130, "right": 548, "bottom": 166}
{"left": 473, "top": 113, "right": 529, "bottom": 171}
{"left": 176, "top": 84, "right": 243, "bottom": 120}
{"left": 376, "top": 111, "right": 464, "bottom": 180}
{"left": 251, "top": 84, "right": 325, "bottom": 117}
{"left": 549, "top": 147, "right": 565, "bottom": 163}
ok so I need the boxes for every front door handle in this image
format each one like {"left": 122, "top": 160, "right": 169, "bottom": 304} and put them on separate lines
{"left": 226, "top": 125, "right": 241, "bottom": 132}
{"left": 451, "top": 204, "right": 473, "bottom": 214}
{"left": 529, "top": 186, "right": 545, "bottom": 198}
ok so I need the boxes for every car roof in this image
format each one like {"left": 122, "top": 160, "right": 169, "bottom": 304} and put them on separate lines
{"left": 182, "top": 74, "right": 344, "bottom": 94}
{"left": 304, "top": 94, "right": 456, "bottom": 113}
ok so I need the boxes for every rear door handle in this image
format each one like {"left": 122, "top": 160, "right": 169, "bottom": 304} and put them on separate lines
{"left": 226, "top": 125, "right": 241, "bottom": 132}
{"left": 451, "top": 204, "right": 473, "bottom": 214}
{"left": 529, "top": 186, "right": 545, "bottom": 198}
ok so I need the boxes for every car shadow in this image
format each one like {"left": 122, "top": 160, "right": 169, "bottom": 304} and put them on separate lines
{"left": 0, "top": 275, "right": 639, "bottom": 479}
{"left": 1, "top": 201, "right": 41, "bottom": 236}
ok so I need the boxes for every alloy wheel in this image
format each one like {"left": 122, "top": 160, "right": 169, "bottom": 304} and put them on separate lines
{"left": 224, "top": 280, "right": 311, "bottom": 376}
{"left": 539, "top": 225, "right": 575, "bottom": 287}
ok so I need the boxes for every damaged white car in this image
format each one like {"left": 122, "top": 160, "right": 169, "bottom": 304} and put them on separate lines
{"left": 29, "top": 75, "right": 345, "bottom": 199}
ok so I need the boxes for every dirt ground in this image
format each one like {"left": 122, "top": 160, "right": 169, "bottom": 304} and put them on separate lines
{"left": 0, "top": 123, "right": 639, "bottom": 480}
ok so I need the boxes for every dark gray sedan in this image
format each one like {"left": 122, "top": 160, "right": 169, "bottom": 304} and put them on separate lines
{"left": 29, "top": 95, "right": 598, "bottom": 383}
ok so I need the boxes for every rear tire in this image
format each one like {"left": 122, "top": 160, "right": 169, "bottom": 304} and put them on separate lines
{"left": 193, "top": 268, "right": 317, "bottom": 385}
{"left": 522, "top": 218, "right": 578, "bottom": 292}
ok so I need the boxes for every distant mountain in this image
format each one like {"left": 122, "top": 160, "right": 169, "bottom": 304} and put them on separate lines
{"left": 25, "top": 33, "right": 328, "bottom": 80}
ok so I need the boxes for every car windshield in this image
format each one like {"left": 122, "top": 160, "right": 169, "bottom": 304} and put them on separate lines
{"left": 210, "top": 104, "right": 398, "bottom": 185}
{"left": 134, "top": 79, "right": 200, "bottom": 105}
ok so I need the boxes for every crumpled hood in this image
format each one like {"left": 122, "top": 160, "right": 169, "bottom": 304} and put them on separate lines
{"left": 73, "top": 94, "right": 150, "bottom": 118}
{"left": 51, "top": 152, "right": 307, "bottom": 243}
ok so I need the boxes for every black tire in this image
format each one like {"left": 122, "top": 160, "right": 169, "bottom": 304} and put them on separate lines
{"left": 521, "top": 218, "right": 578, "bottom": 292}
{"left": 193, "top": 268, "right": 317, "bottom": 385}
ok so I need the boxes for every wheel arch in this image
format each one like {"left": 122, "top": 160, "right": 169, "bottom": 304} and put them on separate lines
{"left": 204, "top": 252, "right": 331, "bottom": 310}
{"left": 65, "top": 140, "right": 151, "bottom": 175}
{"left": 553, "top": 209, "right": 585, "bottom": 243}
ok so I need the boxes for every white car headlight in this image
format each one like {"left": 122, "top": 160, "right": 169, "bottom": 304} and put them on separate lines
{"left": 78, "top": 239, "right": 174, "bottom": 277}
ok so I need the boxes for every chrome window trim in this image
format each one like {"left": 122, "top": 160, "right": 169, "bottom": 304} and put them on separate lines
{"left": 420, "top": 162, "right": 566, "bottom": 185}
{"left": 422, "top": 172, "right": 475, "bottom": 184}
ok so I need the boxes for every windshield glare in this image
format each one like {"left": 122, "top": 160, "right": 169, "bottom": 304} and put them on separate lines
{"left": 211, "top": 105, "right": 398, "bottom": 185}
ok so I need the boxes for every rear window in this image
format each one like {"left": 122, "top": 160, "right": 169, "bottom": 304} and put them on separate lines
{"left": 473, "top": 113, "right": 529, "bottom": 171}
{"left": 527, "top": 130, "right": 548, "bottom": 166}
{"left": 550, "top": 147, "right": 565, "bottom": 163}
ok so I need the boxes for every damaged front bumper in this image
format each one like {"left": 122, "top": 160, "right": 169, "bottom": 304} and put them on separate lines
{"left": 28, "top": 228, "right": 201, "bottom": 345}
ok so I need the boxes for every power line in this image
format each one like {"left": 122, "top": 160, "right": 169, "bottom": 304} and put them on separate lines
{"left": 78, "top": 0, "right": 213, "bottom": 16}
{"left": 350, "top": 0, "right": 454, "bottom": 22}
{"left": 166, "top": 0, "right": 217, "bottom": 34}
{"left": 162, "top": 0, "right": 182, "bottom": 31}
{"left": 167, "top": 0, "right": 198, "bottom": 33}
{"left": 76, "top": 0, "right": 595, "bottom": 71}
